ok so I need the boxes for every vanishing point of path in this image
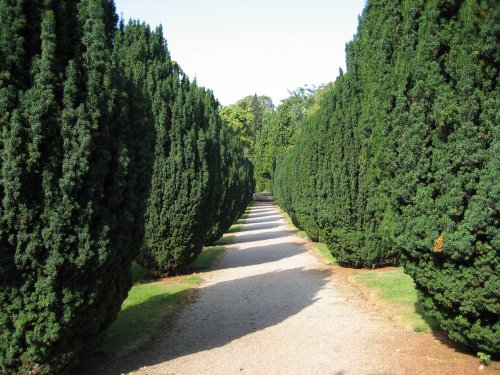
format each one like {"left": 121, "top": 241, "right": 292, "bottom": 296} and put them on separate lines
{"left": 98, "top": 202, "right": 489, "bottom": 375}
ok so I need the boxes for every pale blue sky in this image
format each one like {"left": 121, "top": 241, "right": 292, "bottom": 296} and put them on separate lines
{"left": 114, "top": 0, "right": 367, "bottom": 106}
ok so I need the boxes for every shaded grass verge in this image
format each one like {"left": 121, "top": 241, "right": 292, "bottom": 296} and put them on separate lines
{"left": 97, "top": 245, "right": 225, "bottom": 359}
{"left": 279, "top": 207, "right": 336, "bottom": 266}
{"left": 98, "top": 269, "right": 200, "bottom": 357}
{"left": 189, "top": 246, "right": 225, "bottom": 271}
{"left": 213, "top": 211, "right": 249, "bottom": 245}
{"left": 92, "top": 207, "right": 250, "bottom": 363}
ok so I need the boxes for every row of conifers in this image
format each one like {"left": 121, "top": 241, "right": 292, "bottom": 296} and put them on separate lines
{"left": 0, "top": 2, "right": 253, "bottom": 373}
{"left": 272, "top": 0, "right": 498, "bottom": 357}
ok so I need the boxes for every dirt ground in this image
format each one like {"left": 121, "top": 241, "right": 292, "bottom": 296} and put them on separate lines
{"left": 93, "top": 202, "right": 497, "bottom": 375}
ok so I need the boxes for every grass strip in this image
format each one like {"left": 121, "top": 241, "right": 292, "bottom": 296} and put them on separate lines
{"left": 98, "top": 207, "right": 250, "bottom": 359}
{"left": 189, "top": 246, "right": 225, "bottom": 271}
{"left": 313, "top": 243, "right": 336, "bottom": 265}
{"left": 214, "top": 211, "right": 249, "bottom": 245}
{"left": 280, "top": 210, "right": 310, "bottom": 240}
{"left": 279, "top": 207, "right": 337, "bottom": 265}
{"left": 352, "top": 268, "right": 439, "bottom": 333}
{"left": 277, "top": 206, "right": 436, "bottom": 333}
{"left": 277, "top": 206, "right": 435, "bottom": 334}
{"left": 98, "top": 264, "right": 200, "bottom": 357}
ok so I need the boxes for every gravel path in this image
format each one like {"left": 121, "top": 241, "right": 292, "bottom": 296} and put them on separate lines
{"left": 97, "top": 202, "right": 488, "bottom": 375}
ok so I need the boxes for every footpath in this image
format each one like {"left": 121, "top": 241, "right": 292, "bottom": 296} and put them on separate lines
{"left": 98, "top": 202, "right": 489, "bottom": 375}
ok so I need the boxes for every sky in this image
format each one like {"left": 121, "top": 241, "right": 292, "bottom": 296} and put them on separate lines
{"left": 114, "top": 0, "right": 367, "bottom": 106}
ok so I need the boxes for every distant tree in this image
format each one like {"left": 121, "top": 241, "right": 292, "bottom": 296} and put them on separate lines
{"left": 254, "top": 85, "right": 325, "bottom": 192}
{"left": 219, "top": 94, "right": 274, "bottom": 161}
{"left": 237, "top": 94, "right": 274, "bottom": 139}
{"left": 219, "top": 104, "right": 254, "bottom": 157}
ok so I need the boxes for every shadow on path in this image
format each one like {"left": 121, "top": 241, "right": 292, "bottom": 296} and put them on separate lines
{"left": 239, "top": 222, "right": 282, "bottom": 232}
{"left": 95, "top": 267, "right": 329, "bottom": 375}
{"left": 88, "top": 201, "right": 318, "bottom": 375}
{"left": 247, "top": 207, "right": 274, "bottom": 213}
{"left": 234, "top": 229, "right": 297, "bottom": 244}
{"left": 245, "top": 212, "right": 281, "bottom": 219}
{"left": 248, "top": 202, "right": 274, "bottom": 209}
{"left": 216, "top": 243, "right": 306, "bottom": 269}
{"left": 244, "top": 216, "right": 281, "bottom": 225}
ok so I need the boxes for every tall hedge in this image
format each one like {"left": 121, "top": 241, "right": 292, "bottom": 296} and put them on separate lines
{"left": 273, "top": 0, "right": 499, "bottom": 353}
{"left": 205, "top": 124, "right": 254, "bottom": 244}
{"left": 0, "top": 1, "right": 153, "bottom": 373}
{"left": 392, "top": 0, "right": 499, "bottom": 354}
{"left": 273, "top": 68, "right": 398, "bottom": 268}
{"left": 116, "top": 22, "right": 253, "bottom": 275}
{"left": 145, "top": 82, "right": 253, "bottom": 272}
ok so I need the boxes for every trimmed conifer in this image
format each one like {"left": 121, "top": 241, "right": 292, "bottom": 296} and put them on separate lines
{"left": 206, "top": 123, "right": 254, "bottom": 244}
{"left": 273, "top": 0, "right": 498, "bottom": 353}
{"left": 113, "top": 21, "right": 253, "bottom": 275}
{"left": 0, "top": 1, "right": 153, "bottom": 373}
{"left": 393, "top": 0, "right": 499, "bottom": 354}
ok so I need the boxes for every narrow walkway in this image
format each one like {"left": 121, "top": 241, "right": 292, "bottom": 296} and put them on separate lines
{"left": 101, "top": 202, "right": 486, "bottom": 374}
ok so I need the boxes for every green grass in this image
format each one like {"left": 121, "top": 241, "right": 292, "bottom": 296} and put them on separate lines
{"left": 352, "top": 268, "right": 439, "bottom": 333}
{"left": 280, "top": 209, "right": 309, "bottom": 240}
{"left": 313, "top": 243, "right": 336, "bottom": 265}
{"left": 279, "top": 203, "right": 435, "bottom": 333}
{"left": 189, "top": 246, "right": 225, "bottom": 271}
{"left": 214, "top": 234, "right": 235, "bottom": 245}
{"left": 280, "top": 210, "right": 310, "bottom": 240}
{"left": 99, "top": 267, "right": 200, "bottom": 357}
{"left": 279, "top": 207, "right": 336, "bottom": 265}
{"left": 296, "top": 230, "right": 310, "bottom": 241}
{"left": 97, "top": 207, "right": 252, "bottom": 359}
{"left": 238, "top": 212, "right": 250, "bottom": 222}
{"left": 280, "top": 210, "right": 297, "bottom": 230}
{"left": 214, "top": 212, "right": 249, "bottom": 245}
{"left": 98, "top": 243, "right": 226, "bottom": 358}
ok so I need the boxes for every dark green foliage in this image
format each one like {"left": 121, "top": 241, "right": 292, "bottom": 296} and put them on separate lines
{"left": 115, "top": 22, "right": 200, "bottom": 274}
{"left": 274, "top": 72, "right": 396, "bottom": 268}
{"left": 205, "top": 124, "right": 255, "bottom": 244}
{"left": 392, "top": 0, "right": 499, "bottom": 354}
{"left": 0, "top": 2, "right": 252, "bottom": 372}
{"left": 273, "top": 0, "right": 498, "bottom": 353}
{"left": 0, "top": 1, "right": 153, "bottom": 373}
{"left": 116, "top": 22, "right": 253, "bottom": 274}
